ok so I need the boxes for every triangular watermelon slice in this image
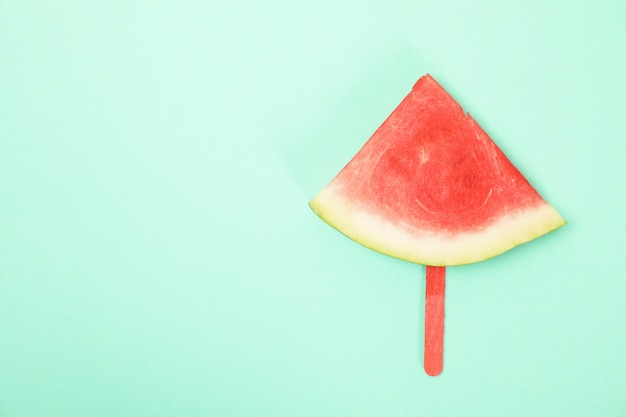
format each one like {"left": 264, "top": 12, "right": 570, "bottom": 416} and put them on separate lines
{"left": 309, "top": 74, "right": 565, "bottom": 376}
{"left": 310, "top": 74, "right": 565, "bottom": 266}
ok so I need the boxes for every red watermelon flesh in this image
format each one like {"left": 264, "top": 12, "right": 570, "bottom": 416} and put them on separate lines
{"left": 310, "top": 74, "right": 565, "bottom": 266}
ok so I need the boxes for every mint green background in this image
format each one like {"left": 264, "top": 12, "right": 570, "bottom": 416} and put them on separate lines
{"left": 1, "top": 1, "right": 625, "bottom": 416}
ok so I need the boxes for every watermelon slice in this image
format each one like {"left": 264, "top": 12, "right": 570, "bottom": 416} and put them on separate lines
{"left": 309, "top": 74, "right": 565, "bottom": 376}
{"left": 310, "top": 74, "right": 565, "bottom": 266}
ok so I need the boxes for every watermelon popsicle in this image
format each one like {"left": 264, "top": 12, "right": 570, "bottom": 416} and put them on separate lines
{"left": 309, "top": 74, "right": 565, "bottom": 376}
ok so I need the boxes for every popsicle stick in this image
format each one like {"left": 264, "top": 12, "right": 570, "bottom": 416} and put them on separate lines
{"left": 424, "top": 265, "right": 446, "bottom": 376}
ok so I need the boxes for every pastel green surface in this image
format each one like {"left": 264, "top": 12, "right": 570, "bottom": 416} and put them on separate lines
{"left": 0, "top": 1, "right": 624, "bottom": 416}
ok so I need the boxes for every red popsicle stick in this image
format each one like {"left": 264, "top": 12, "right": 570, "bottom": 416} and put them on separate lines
{"left": 424, "top": 265, "right": 446, "bottom": 376}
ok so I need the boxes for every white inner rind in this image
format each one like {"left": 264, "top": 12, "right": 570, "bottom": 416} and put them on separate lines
{"left": 310, "top": 184, "right": 566, "bottom": 266}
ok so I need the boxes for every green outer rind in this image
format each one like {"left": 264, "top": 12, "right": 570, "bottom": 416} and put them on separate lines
{"left": 309, "top": 184, "right": 566, "bottom": 266}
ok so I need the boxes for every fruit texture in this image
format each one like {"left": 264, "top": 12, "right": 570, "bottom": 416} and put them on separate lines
{"left": 310, "top": 75, "right": 565, "bottom": 266}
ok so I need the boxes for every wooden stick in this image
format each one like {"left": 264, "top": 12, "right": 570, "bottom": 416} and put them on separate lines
{"left": 424, "top": 265, "right": 446, "bottom": 376}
